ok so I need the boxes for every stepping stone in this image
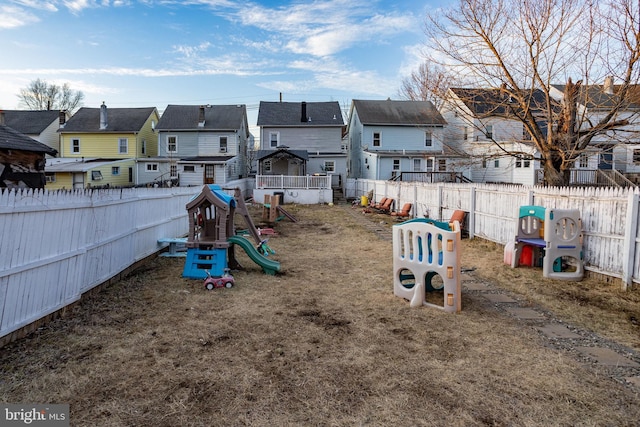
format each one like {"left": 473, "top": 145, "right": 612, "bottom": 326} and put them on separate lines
{"left": 576, "top": 347, "right": 640, "bottom": 367}
{"left": 537, "top": 324, "right": 581, "bottom": 339}
{"left": 463, "top": 281, "right": 489, "bottom": 291}
{"left": 504, "top": 307, "right": 546, "bottom": 320}
{"left": 483, "top": 293, "right": 517, "bottom": 303}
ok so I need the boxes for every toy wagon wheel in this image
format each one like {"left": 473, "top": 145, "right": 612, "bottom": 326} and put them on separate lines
{"left": 225, "top": 282, "right": 233, "bottom": 288}
{"left": 205, "top": 282, "right": 215, "bottom": 290}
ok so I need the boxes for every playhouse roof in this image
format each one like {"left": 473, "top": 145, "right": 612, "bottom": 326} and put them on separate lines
{"left": 186, "top": 184, "right": 236, "bottom": 211}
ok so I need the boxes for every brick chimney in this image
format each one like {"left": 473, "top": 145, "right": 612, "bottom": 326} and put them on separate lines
{"left": 59, "top": 110, "right": 66, "bottom": 128}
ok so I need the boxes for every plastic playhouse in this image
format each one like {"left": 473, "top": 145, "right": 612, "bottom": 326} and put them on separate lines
{"left": 183, "top": 185, "right": 280, "bottom": 280}
{"left": 392, "top": 218, "right": 462, "bottom": 313}
{"left": 509, "top": 205, "right": 584, "bottom": 281}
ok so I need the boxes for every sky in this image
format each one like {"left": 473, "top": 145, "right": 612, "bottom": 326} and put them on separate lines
{"left": 0, "top": 0, "right": 452, "bottom": 134}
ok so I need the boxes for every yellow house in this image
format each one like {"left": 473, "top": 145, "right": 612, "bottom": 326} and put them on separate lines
{"left": 47, "top": 103, "right": 160, "bottom": 190}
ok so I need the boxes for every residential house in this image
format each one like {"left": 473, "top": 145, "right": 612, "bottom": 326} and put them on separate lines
{"left": 4, "top": 110, "right": 68, "bottom": 157}
{"left": 256, "top": 101, "right": 346, "bottom": 188}
{"left": 49, "top": 103, "right": 160, "bottom": 189}
{"left": 155, "top": 104, "right": 250, "bottom": 187}
{"left": 0, "top": 111, "right": 58, "bottom": 189}
{"left": 550, "top": 77, "right": 640, "bottom": 184}
{"left": 347, "top": 99, "right": 452, "bottom": 181}
{"left": 440, "top": 88, "right": 545, "bottom": 185}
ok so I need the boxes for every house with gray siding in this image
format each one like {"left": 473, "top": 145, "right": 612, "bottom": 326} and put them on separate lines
{"left": 155, "top": 104, "right": 250, "bottom": 187}
{"left": 256, "top": 101, "right": 346, "bottom": 188}
{"left": 347, "top": 99, "right": 453, "bottom": 181}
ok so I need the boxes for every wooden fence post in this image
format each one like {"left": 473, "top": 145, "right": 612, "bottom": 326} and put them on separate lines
{"left": 622, "top": 189, "right": 639, "bottom": 290}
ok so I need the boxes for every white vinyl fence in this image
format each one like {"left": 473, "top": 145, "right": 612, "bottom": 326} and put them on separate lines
{"left": 0, "top": 186, "right": 198, "bottom": 342}
{"left": 347, "top": 179, "right": 640, "bottom": 289}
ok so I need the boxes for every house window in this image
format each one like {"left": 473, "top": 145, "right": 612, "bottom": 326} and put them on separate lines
{"left": 184, "top": 165, "right": 195, "bottom": 173}
{"left": 425, "top": 131, "right": 432, "bottom": 147}
{"left": 264, "top": 160, "right": 272, "bottom": 172}
{"left": 170, "top": 164, "right": 177, "bottom": 177}
{"left": 323, "top": 161, "right": 335, "bottom": 172}
{"left": 485, "top": 125, "right": 493, "bottom": 139}
{"left": 141, "top": 139, "right": 146, "bottom": 155}
{"left": 494, "top": 159, "right": 500, "bottom": 168}
{"left": 482, "top": 159, "right": 487, "bottom": 168}
{"left": 373, "top": 132, "right": 381, "bottom": 147}
{"left": 167, "top": 136, "right": 177, "bottom": 153}
{"left": 91, "top": 170, "right": 103, "bottom": 181}
{"left": 438, "top": 159, "right": 446, "bottom": 171}
{"left": 118, "top": 138, "right": 128, "bottom": 154}
{"left": 633, "top": 150, "right": 640, "bottom": 165}
{"left": 524, "top": 159, "right": 531, "bottom": 168}
{"left": 71, "top": 138, "right": 80, "bottom": 154}
{"left": 220, "top": 137, "right": 228, "bottom": 153}
{"left": 523, "top": 127, "right": 531, "bottom": 141}
{"left": 45, "top": 173, "right": 56, "bottom": 183}
{"left": 269, "top": 132, "right": 279, "bottom": 148}
{"left": 579, "top": 153, "right": 590, "bottom": 168}
{"left": 112, "top": 167, "right": 120, "bottom": 175}
{"left": 392, "top": 159, "right": 400, "bottom": 170}
{"left": 146, "top": 163, "right": 159, "bottom": 172}
{"left": 426, "top": 158, "right": 434, "bottom": 171}
{"left": 413, "top": 159, "right": 421, "bottom": 171}
{"left": 463, "top": 127, "right": 468, "bottom": 141}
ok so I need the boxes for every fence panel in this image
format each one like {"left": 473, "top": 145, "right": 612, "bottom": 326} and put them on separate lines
{"left": 0, "top": 187, "right": 195, "bottom": 340}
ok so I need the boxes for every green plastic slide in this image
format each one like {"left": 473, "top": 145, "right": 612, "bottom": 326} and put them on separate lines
{"left": 228, "top": 236, "right": 281, "bottom": 275}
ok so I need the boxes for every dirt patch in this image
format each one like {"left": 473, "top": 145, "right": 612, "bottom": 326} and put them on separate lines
{"left": 1, "top": 203, "right": 639, "bottom": 426}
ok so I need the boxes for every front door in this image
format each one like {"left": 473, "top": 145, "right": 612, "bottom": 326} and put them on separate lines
{"left": 72, "top": 173, "right": 84, "bottom": 189}
{"left": 204, "top": 164, "right": 215, "bottom": 184}
{"left": 598, "top": 146, "right": 613, "bottom": 170}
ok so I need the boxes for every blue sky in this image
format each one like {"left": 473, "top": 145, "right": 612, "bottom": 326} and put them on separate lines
{"left": 0, "top": 0, "right": 450, "bottom": 132}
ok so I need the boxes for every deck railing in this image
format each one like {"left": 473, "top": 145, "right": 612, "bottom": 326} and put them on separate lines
{"left": 256, "top": 174, "right": 332, "bottom": 189}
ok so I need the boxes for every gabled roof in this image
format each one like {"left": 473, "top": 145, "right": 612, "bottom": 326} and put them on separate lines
{"left": 60, "top": 106, "right": 157, "bottom": 133}
{"left": 256, "top": 148, "right": 309, "bottom": 161}
{"left": 4, "top": 110, "right": 61, "bottom": 135}
{"left": 0, "top": 125, "right": 57, "bottom": 155}
{"left": 449, "top": 88, "right": 552, "bottom": 117}
{"left": 352, "top": 99, "right": 446, "bottom": 126}
{"left": 156, "top": 104, "right": 249, "bottom": 135}
{"left": 550, "top": 83, "right": 640, "bottom": 110}
{"left": 257, "top": 101, "right": 344, "bottom": 127}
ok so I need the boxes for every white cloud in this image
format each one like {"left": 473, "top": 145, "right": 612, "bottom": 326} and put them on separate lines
{"left": 12, "top": 1, "right": 58, "bottom": 12}
{"left": 0, "top": 5, "right": 40, "bottom": 28}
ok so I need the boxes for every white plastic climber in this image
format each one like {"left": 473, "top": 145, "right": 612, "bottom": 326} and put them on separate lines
{"left": 392, "top": 219, "right": 462, "bottom": 313}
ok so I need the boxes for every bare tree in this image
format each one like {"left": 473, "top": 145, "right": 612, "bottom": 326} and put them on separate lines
{"left": 18, "top": 79, "right": 84, "bottom": 113}
{"left": 398, "top": 62, "right": 455, "bottom": 109}
{"left": 422, "top": 0, "right": 640, "bottom": 186}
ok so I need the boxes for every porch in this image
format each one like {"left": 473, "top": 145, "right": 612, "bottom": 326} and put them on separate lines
{"left": 254, "top": 174, "right": 333, "bottom": 205}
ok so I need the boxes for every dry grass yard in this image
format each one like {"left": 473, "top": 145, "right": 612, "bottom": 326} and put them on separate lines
{"left": 1, "top": 202, "right": 639, "bottom": 426}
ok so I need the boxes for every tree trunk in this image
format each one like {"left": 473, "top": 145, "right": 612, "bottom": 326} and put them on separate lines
{"left": 542, "top": 155, "right": 570, "bottom": 187}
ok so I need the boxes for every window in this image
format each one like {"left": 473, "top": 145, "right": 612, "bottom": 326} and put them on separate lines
{"left": 170, "top": 164, "right": 177, "bottom": 177}
{"left": 183, "top": 165, "right": 195, "bottom": 173}
{"left": 91, "top": 170, "right": 103, "bottom": 181}
{"left": 146, "top": 163, "right": 159, "bottom": 172}
{"left": 118, "top": 138, "right": 128, "bottom": 154}
{"left": 112, "top": 167, "right": 120, "bottom": 175}
{"left": 438, "top": 159, "right": 446, "bottom": 171}
{"left": 141, "top": 139, "right": 146, "bottom": 155}
{"left": 413, "top": 159, "right": 421, "bottom": 171}
{"left": 220, "top": 136, "right": 228, "bottom": 153}
{"left": 264, "top": 160, "right": 272, "bottom": 172}
{"left": 494, "top": 159, "right": 500, "bottom": 168}
{"left": 269, "top": 132, "right": 279, "bottom": 148}
{"left": 426, "top": 158, "right": 434, "bottom": 171}
{"left": 482, "top": 159, "right": 487, "bottom": 168}
{"left": 485, "top": 125, "right": 493, "bottom": 139}
{"left": 71, "top": 138, "right": 80, "bottom": 154}
{"left": 323, "top": 161, "right": 335, "bottom": 172}
{"left": 634, "top": 150, "right": 640, "bottom": 165}
{"left": 579, "top": 153, "right": 590, "bottom": 168}
{"left": 45, "top": 173, "right": 56, "bottom": 183}
{"left": 392, "top": 159, "right": 400, "bottom": 170}
{"left": 373, "top": 132, "right": 381, "bottom": 147}
{"left": 523, "top": 127, "right": 531, "bottom": 141}
{"left": 463, "top": 127, "right": 468, "bottom": 141}
{"left": 425, "top": 131, "right": 432, "bottom": 147}
{"left": 167, "top": 136, "right": 177, "bottom": 153}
